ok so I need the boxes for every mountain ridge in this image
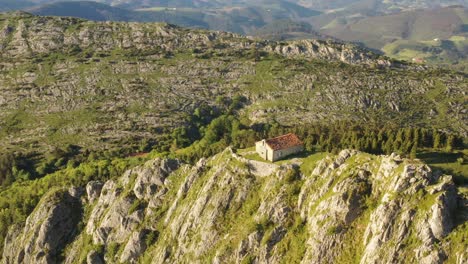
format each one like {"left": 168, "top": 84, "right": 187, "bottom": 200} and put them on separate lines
{"left": 0, "top": 12, "right": 465, "bottom": 154}
{"left": 6, "top": 1, "right": 466, "bottom": 70}
{"left": 2, "top": 148, "right": 466, "bottom": 263}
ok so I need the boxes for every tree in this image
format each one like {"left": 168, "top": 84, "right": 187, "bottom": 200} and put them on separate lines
{"left": 433, "top": 132, "right": 441, "bottom": 149}
{"left": 410, "top": 143, "right": 417, "bottom": 159}
{"left": 393, "top": 140, "right": 401, "bottom": 153}
{"left": 413, "top": 128, "right": 420, "bottom": 147}
{"left": 445, "top": 135, "right": 455, "bottom": 152}
{"left": 384, "top": 137, "right": 394, "bottom": 154}
{"left": 304, "top": 136, "right": 315, "bottom": 152}
{"left": 371, "top": 138, "right": 379, "bottom": 153}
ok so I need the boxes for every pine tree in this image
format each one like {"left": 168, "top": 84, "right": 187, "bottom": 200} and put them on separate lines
{"left": 410, "top": 142, "right": 417, "bottom": 159}
{"left": 413, "top": 128, "right": 420, "bottom": 147}
{"left": 433, "top": 132, "right": 441, "bottom": 149}
{"left": 393, "top": 140, "right": 401, "bottom": 153}
{"left": 377, "top": 130, "right": 384, "bottom": 142}
{"left": 404, "top": 128, "right": 413, "bottom": 142}
{"left": 304, "top": 136, "right": 315, "bottom": 152}
{"left": 396, "top": 129, "right": 404, "bottom": 143}
{"left": 446, "top": 135, "right": 454, "bottom": 152}
{"left": 371, "top": 138, "right": 379, "bottom": 153}
{"left": 384, "top": 137, "right": 394, "bottom": 154}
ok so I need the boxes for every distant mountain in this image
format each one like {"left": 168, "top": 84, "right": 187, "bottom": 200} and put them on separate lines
{"left": 296, "top": 0, "right": 468, "bottom": 11}
{"left": 96, "top": 0, "right": 225, "bottom": 9}
{"left": 4, "top": 0, "right": 468, "bottom": 70}
{"left": 321, "top": 6, "right": 467, "bottom": 47}
{"left": 5, "top": 0, "right": 468, "bottom": 12}
{"left": 252, "top": 20, "right": 326, "bottom": 41}
{"left": 16, "top": 0, "right": 314, "bottom": 9}
{"left": 27, "top": 1, "right": 321, "bottom": 35}
{"left": 0, "top": 0, "right": 35, "bottom": 12}
{"left": 318, "top": 6, "right": 468, "bottom": 71}
{"left": 29, "top": 1, "right": 131, "bottom": 21}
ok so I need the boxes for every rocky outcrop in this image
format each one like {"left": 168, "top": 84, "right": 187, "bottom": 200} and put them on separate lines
{"left": 0, "top": 12, "right": 389, "bottom": 67}
{"left": 3, "top": 148, "right": 466, "bottom": 263}
{"left": 266, "top": 39, "right": 395, "bottom": 67}
{"left": 119, "top": 230, "right": 149, "bottom": 263}
{"left": 86, "top": 250, "right": 104, "bottom": 264}
{"left": 86, "top": 181, "right": 104, "bottom": 202}
{"left": 2, "top": 188, "right": 82, "bottom": 264}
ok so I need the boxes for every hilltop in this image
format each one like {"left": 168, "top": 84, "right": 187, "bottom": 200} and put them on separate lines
{"left": 1, "top": 148, "right": 467, "bottom": 263}
{"left": 0, "top": 12, "right": 466, "bottom": 264}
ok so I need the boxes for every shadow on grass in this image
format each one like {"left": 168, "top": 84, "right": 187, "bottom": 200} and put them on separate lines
{"left": 430, "top": 165, "right": 467, "bottom": 185}
{"left": 417, "top": 151, "right": 463, "bottom": 164}
{"left": 279, "top": 151, "right": 315, "bottom": 160}
{"left": 418, "top": 151, "right": 467, "bottom": 185}
{"left": 243, "top": 150, "right": 318, "bottom": 164}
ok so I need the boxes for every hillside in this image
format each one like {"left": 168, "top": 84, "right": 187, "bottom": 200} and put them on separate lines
{"left": 319, "top": 6, "right": 468, "bottom": 70}
{"left": 28, "top": 1, "right": 132, "bottom": 21}
{"left": 0, "top": 12, "right": 467, "bottom": 264}
{"left": 1, "top": 148, "right": 467, "bottom": 263}
{"left": 251, "top": 20, "right": 326, "bottom": 41}
{"left": 0, "top": 0, "right": 35, "bottom": 12}
{"left": 297, "top": 0, "right": 468, "bottom": 12}
{"left": 0, "top": 12, "right": 466, "bottom": 156}
{"left": 321, "top": 6, "right": 467, "bottom": 47}
{"left": 25, "top": 1, "right": 321, "bottom": 35}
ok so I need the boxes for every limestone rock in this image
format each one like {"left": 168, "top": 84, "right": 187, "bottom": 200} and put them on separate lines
{"left": 86, "top": 181, "right": 104, "bottom": 202}
{"left": 2, "top": 149, "right": 465, "bottom": 263}
{"left": 86, "top": 250, "right": 104, "bottom": 264}
{"left": 120, "top": 230, "right": 149, "bottom": 263}
{"left": 2, "top": 189, "right": 82, "bottom": 264}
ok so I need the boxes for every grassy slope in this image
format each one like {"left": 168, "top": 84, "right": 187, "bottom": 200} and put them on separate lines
{"left": 320, "top": 6, "right": 468, "bottom": 69}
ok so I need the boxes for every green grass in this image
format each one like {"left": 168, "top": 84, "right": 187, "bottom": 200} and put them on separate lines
{"left": 448, "top": 35, "right": 466, "bottom": 42}
{"left": 300, "top": 152, "right": 329, "bottom": 176}
{"left": 0, "top": 109, "right": 37, "bottom": 136}
{"left": 238, "top": 146, "right": 326, "bottom": 167}
{"left": 444, "top": 220, "right": 468, "bottom": 264}
{"left": 418, "top": 150, "right": 468, "bottom": 185}
{"left": 243, "top": 152, "right": 268, "bottom": 162}
{"left": 381, "top": 38, "right": 467, "bottom": 69}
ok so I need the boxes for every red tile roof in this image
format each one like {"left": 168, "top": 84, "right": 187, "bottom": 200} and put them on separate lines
{"left": 265, "top": 133, "right": 303, "bottom": 151}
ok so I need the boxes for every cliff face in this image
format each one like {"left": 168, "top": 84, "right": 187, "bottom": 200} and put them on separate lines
{"left": 3, "top": 149, "right": 466, "bottom": 263}
{"left": 2, "top": 188, "right": 82, "bottom": 264}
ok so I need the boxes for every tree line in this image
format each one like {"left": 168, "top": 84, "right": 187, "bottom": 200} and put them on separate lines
{"left": 1, "top": 96, "right": 465, "bottom": 187}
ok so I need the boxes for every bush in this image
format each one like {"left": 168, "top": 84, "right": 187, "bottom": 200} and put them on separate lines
{"left": 284, "top": 166, "right": 300, "bottom": 183}
{"left": 145, "top": 230, "right": 159, "bottom": 246}
{"left": 128, "top": 198, "right": 147, "bottom": 215}
{"left": 106, "top": 242, "right": 120, "bottom": 259}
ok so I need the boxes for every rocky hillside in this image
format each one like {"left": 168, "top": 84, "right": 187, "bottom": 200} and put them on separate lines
{"left": 0, "top": 12, "right": 466, "bottom": 155}
{"left": 2, "top": 148, "right": 467, "bottom": 263}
